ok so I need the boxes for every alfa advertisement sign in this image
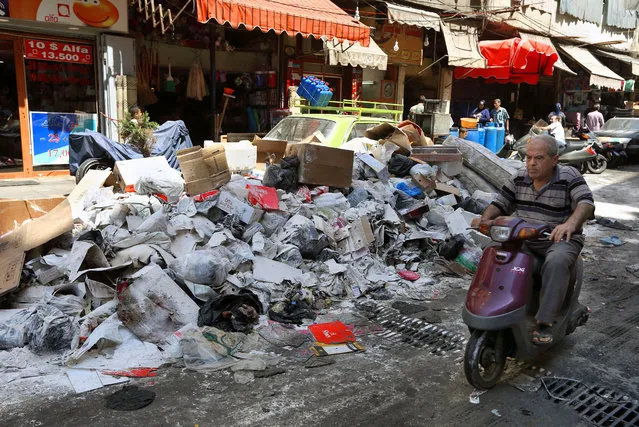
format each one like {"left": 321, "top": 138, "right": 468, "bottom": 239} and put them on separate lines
{"left": 30, "top": 112, "right": 97, "bottom": 166}
{"left": 8, "top": 0, "right": 128, "bottom": 33}
{"left": 24, "top": 39, "right": 93, "bottom": 65}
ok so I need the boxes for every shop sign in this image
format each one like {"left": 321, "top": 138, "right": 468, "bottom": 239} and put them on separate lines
{"left": 24, "top": 39, "right": 93, "bottom": 65}
{"left": 30, "top": 112, "right": 97, "bottom": 166}
{"left": 8, "top": 0, "right": 128, "bottom": 33}
{"left": 376, "top": 24, "right": 423, "bottom": 66}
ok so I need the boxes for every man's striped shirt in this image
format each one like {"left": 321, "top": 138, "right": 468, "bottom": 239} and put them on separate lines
{"left": 491, "top": 165, "right": 595, "bottom": 244}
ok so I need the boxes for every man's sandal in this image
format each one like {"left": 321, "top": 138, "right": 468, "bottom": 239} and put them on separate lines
{"left": 532, "top": 326, "right": 553, "bottom": 345}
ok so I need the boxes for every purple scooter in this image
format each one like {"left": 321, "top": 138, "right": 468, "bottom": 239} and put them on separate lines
{"left": 462, "top": 216, "right": 590, "bottom": 389}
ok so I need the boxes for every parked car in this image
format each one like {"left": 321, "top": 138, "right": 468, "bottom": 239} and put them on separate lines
{"left": 263, "top": 114, "right": 396, "bottom": 147}
{"left": 594, "top": 117, "right": 639, "bottom": 164}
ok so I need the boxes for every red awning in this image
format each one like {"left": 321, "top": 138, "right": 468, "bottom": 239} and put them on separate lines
{"left": 196, "top": 0, "right": 370, "bottom": 46}
{"left": 454, "top": 37, "right": 558, "bottom": 84}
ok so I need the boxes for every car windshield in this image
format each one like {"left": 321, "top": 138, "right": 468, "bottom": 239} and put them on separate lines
{"left": 601, "top": 118, "right": 639, "bottom": 132}
{"left": 264, "top": 117, "right": 337, "bottom": 142}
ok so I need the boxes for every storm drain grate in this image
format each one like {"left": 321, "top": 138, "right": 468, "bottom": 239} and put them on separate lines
{"left": 369, "top": 305, "right": 467, "bottom": 356}
{"left": 542, "top": 377, "right": 639, "bottom": 426}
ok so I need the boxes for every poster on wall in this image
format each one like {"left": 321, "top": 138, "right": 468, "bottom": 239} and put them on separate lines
{"left": 8, "top": 0, "right": 128, "bottom": 33}
{"left": 30, "top": 112, "right": 98, "bottom": 166}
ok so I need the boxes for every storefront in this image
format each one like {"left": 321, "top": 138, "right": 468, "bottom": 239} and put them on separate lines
{"left": 0, "top": 0, "right": 128, "bottom": 178}
{"left": 129, "top": 10, "right": 281, "bottom": 144}
{"left": 193, "top": 0, "right": 371, "bottom": 139}
{"left": 557, "top": 44, "right": 626, "bottom": 125}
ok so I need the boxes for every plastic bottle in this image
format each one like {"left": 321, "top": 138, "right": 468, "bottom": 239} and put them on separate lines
{"left": 455, "top": 245, "right": 483, "bottom": 273}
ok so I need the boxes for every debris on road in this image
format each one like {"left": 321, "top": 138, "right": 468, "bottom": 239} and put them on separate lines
{"left": 0, "top": 134, "right": 514, "bottom": 394}
{"left": 599, "top": 236, "right": 625, "bottom": 247}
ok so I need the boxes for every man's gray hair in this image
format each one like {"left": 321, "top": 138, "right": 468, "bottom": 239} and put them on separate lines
{"left": 530, "top": 134, "right": 558, "bottom": 156}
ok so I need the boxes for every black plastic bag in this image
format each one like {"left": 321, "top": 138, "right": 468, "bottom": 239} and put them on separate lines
{"left": 263, "top": 155, "right": 299, "bottom": 193}
{"left": 438, "top": 234, "right": 466, "bottom": 260}
{"left": 268, "top": 300, "right": 317, "bottom": 324}
{"left": 458, "top": 197, "right": 489, "bottom": 215}
{"left": 198, "top": 290, "right": 262, "bottom": 333}
{"left": 388, "top": 154, "right": 417, "bottom": 177}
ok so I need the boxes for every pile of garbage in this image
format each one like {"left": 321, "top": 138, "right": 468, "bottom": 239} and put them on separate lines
{"left": 0, "top": 126, "right": 517, "bottom": 393}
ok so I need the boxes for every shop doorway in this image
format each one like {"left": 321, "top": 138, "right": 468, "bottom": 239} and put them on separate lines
{"left": 0, "top": 38, "right": 24, "bottom": 174}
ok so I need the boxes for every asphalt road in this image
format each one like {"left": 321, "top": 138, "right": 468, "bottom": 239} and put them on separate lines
{"left": 2, "top": 164, "right": 638, "bottom": 427}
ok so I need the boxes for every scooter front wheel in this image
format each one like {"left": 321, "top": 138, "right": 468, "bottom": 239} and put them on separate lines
{"left": 586, "top": 154, "right": 607, "bottom": 174}
{"left": 464, "top": 330, "right": 506, "bottom": 390}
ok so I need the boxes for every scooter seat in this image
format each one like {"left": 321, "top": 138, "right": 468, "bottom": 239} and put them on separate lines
{"left": 559, "top": 142, "right": 586, "bottom": 155}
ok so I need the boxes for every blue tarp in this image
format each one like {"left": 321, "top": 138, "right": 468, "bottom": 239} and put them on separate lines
{"left": 69, "top": 120, "right": 193, "bottom": 175}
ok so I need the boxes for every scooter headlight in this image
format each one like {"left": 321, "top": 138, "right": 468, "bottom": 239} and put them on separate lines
{"left": 490, "top": 226, "right": 512, "bottom": 242}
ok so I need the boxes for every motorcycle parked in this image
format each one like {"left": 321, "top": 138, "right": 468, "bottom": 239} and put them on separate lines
{"left": 498, "top": 125, "right": 599, "bottom": 174}
{"left": 462, "top": 217, "right": 590, "bottom": 389}
{"left": 570, "top": 125, "right": 608, "bottom": 174}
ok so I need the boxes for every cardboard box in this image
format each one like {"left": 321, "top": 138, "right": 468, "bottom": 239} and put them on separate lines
{"left": 210, "top": 170, "right": 231, "bottom": 189}
{"left": 412, "top": 174, "right": 437, "bottom": 192}
{"left": 286, "top": 143, "right": 354, "bottom": 188}
{"left": 0, "top": 197, "right": 66, "bottom": 236}
{"left": 185, "top": 177, "right": 215, "bottom": 196}
{"left": 203, "top": 152, "right": 229, "bottom": 174}
{"left": 180, "top": 158, "right": 210, "bottom": 182}
{"left": 217, "top": 191, "right": 264, "bottom": 224}
{"left": 0, "top": 170, "right": 110, "bottom": 296}
{"left": 365, "top": 123, "right": 412, "bottom": 155}
{"left": 113, "top": 157, "right": 174, "bottom": 193}
{"left": 176, "top": 146, "right": 202, "bottom": 163}
{"left": 435, "top": 182, "right": 461, "bottom": 197}
{"left": 252, "top": 137, "right": 288, "bottom": 170}
{"left": 202, "top": 144, "right": 225, "bottom": 158}
{"left": 0, "top": 198, "right": 73, "bottom": 296}
{"left": 411, "top": 146, "right": 463, "bottom": 176}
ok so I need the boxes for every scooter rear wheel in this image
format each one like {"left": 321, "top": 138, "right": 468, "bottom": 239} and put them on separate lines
{"left": 464, "top": 330, "right": 506, "bottom": 390}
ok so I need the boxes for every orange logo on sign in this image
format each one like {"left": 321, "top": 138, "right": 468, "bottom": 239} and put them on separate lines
{"left": 73, "top": 0, "right": 119, "bottom": 28}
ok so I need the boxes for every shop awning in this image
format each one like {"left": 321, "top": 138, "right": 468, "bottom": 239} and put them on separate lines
{"left": 325, "top": 37, "right": 388, "bottom": 70}
{"left": 595, "top": 49, "right": 639, "bottom": 76}
{"left": 519, "top": 32, "right": 577, "bottom": 75}
{"left": 386, "top": 3, "right": 441, "bottom": 31}
{"left": 195, "top": 0, "right": 370, "bottom": 46}
{"left": 558, "top": 44, "right": 625, "bottom": 90}
{"left": 441, "top": 22, "right": 486, "bottom": 68}
{"left": 453, "top": 37, "right": 558, "bottom": 84}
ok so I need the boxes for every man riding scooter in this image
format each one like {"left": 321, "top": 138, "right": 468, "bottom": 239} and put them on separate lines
{"left": 476, "top": 135, "right": 595, "bottom": 345}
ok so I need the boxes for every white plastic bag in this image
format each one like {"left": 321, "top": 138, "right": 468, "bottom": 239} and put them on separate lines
{"left": 134, "top": 168, "right": 184, "bottom": 204}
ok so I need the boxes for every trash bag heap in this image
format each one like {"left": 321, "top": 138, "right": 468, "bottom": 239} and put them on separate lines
{"left": 0, "top": 125, "right": 519, "bottom": 392}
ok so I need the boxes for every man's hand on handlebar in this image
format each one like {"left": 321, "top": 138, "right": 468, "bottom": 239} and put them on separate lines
{"left": 471, "top": 217, "right": 496, "bottom": 235}
{"left": 549, "top": 221, "right": 577, "bottom": 243}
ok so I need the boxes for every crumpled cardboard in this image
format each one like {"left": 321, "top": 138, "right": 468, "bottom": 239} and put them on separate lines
{"left": 0, "top": 199, "right": 73, "bottom": 296}
{"left": 285, "top": 143, "right": 354, "bottom": 188}
{"left": 365, "top": 122, "right": 412, "bottom": 155}
{"left": 252, "top": 136, "right": 288, "bottom": 170}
